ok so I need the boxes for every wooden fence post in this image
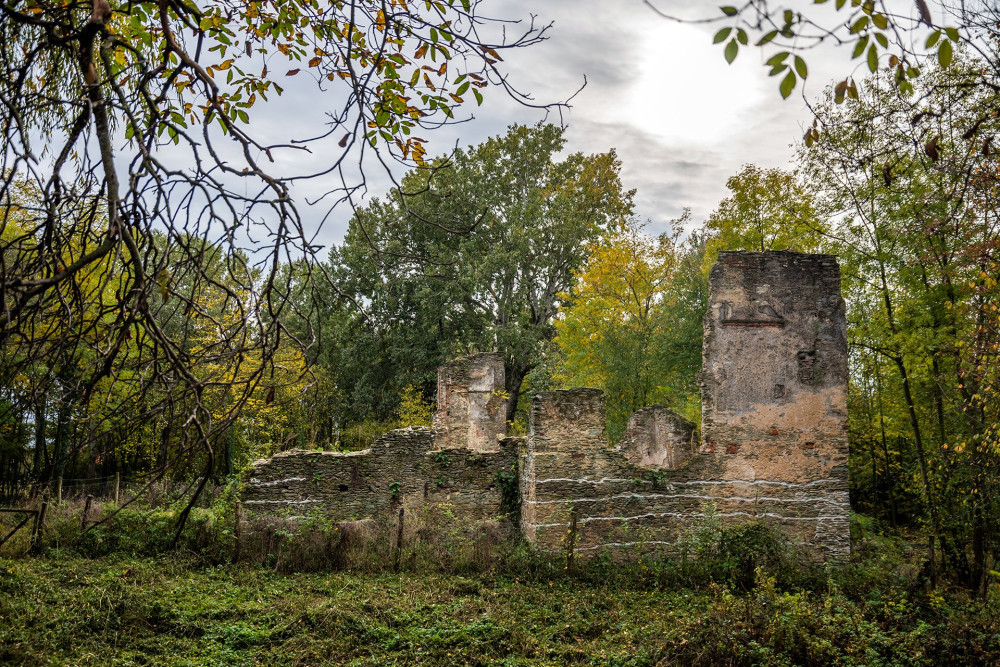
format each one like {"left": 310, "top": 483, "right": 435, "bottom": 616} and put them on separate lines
{"left": 30, "top": 491, "right": 49, "bottom": 555}
{"left": 393, "top": 507, "right": 405, "bottom": 573}
{"left": 566, "top": 505, "right": 578, "bottom": 574}
{"left": 233, "top": 501, "right": 243, "bottom": 564}
{"left": 81, "top": 495, "right": 93, "bottom": 531}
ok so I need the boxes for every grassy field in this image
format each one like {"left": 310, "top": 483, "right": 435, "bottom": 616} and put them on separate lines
{"left": 2, "top": 547, "right": 1000, "bottom": 667}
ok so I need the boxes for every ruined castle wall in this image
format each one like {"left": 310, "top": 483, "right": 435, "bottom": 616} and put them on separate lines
{"left": 242, "top": 251, "right": 850, "bottom": 559}
{"left": 243, "top": 428, "right": 518, "bottom": 522}
{"left": 520, "top": 390, "right": 721, "bottom": 552}
{"left": 518, "top": 252, "right": 850, "bottom": 558}
{"left": 434, "top": 353, "right": 507, "bottom": 453}
{"left": 618, "top": 405, "right": 696, "bottom": 469}
{"left": 700, "top": 251, "right": 850, "bottom": 557}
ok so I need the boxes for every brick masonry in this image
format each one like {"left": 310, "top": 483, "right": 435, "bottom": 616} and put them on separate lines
{"left": 244, "top": 251, "right": 850, "bottom": 559}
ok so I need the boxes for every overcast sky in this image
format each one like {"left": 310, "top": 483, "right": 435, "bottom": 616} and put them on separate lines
{"left": 257, "top": 1, "right": 888, "bottom": 250}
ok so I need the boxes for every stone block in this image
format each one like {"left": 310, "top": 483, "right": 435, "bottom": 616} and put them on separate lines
{"left": 618, "top": 405, "right": 696, "bottom": 469}
{"left": 434, "top": 352, "right": 507, "bottom": 453}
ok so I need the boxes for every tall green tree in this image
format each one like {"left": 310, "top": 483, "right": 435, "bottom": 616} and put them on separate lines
{"left": 323, "top": 124, "right": 634, "bottom": 425}
{"left": 554, "top": 215, "right": 705, "bottom": 439}
{"left": 799, "top": 57, "right": 1000, "bottom": 589}
{"left": 704, "top": 164, "right": 826, "bottom": 258}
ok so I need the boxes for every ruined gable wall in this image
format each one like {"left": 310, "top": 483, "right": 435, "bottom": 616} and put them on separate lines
{"left": 618, "top": 405, "right": 697, "bottom": 469}
{"left": 700, "top": 251, "right": 850, "bottom": 556}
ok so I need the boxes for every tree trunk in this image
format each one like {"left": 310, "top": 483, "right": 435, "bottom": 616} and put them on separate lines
{"left": 505, "top": 363, "right": 530, "bottom": 425}
{"left": 52, "top": 397, "right": 72, "bottom": 485}
{"left": 32, "top": 398, "right": 46, "bottom": 482}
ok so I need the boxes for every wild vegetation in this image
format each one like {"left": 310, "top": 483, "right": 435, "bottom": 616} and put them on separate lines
{"left": 4, "top": 1, "right": 1000, "bottom": 663}
{"left": 3, "top": 504, "right": 1000, "bottom": 666}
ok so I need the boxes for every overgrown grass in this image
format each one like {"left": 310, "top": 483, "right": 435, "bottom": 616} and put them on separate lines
{"left": 3, "top": 500, "right": 1000, "bottom": 665}
{"left": 2, "top": 545, "right": 999, "bottom": 666}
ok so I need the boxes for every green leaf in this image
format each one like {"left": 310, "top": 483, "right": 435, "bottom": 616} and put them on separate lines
{"left": 779, "top": 70, "right": 796, "bottom": 99}
{"left": 872, "top": 13, "right": 888, "bottom": 30}
{"left": 713, "top": 27, "right": 731, "bottom": 44}
{"left": 736, "top": 28, "right": 748, "bottom": 45}
{"left": 765, "top": 52, "right": 789, "bottom": 67}
{"left": 945, "top": 27, "right": 960, "bottom": 42}
{"left": 926, "top": 30, "right": 941, "bottom": 48}
{"left": 472, "top": 88, "right": 483, "bottom": 105}
{"left": 938, "top": 40, "right": 953, "bottom": 67}
{"left": 756, "top": 30, "right": 778, "bottom": 46}
{"left": 724, "top": 39, "right": 738, "bottom": 64}
{"left": 794, "top": 55, "right": 808, "bottom": 78}
{"left": 850, "top": 16, "right": 869, "bottom": 34}
{"left": 867, "top": 44, "right": 878, "bottom": 72}
{"left": 852, "top": 35, "right": 870, "bottom": 59}
{"left": 875, "top": 32, "right": 888, "bottom": 48}
{"left": 720, "top": 6, "right": 738, "bottom": 16}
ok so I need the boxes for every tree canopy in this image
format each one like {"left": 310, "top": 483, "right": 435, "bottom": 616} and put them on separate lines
{"left": 320, "top": 123, "right": 634, "bottom": 427}
{"left": 0, "top": 0, "right": 549, "bottom": 517}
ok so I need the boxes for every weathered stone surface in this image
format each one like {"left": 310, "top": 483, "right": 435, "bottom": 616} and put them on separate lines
{"left": 244, "top": 427, "right": 518, "bottom": 522}
{"left": 520, "top": 389, "right": 716, "bottom": 552}
{"left": 618, "top": 405, "right": 696, "bottom": 469}
{"left": 700, "top": 251, "right": 849, "bottom": 557}
{"left": 518, "top": 388, "right": 848, "bottom": 556}
{"left": 434, "top": 353, "right": 507, "bottom": 453}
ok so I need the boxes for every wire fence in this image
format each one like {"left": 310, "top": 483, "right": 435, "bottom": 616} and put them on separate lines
{"left": 1, "top": 473, "right": 136, "bottom": 506}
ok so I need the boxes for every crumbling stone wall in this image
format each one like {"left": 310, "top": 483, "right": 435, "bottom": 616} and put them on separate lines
{"left": 618, "top": 405, "right": 696, "bottom": 469}
{"left": 434, "top": 353, "right": 507, "bottom": 453}
{"left": 700, "top": 251, "right": 849, "bottom": 556}
{"left": 244, "top": 427, "right": 519, "bottom": 522}
{"left": 519, "top": 389, "right": 719, "bottom": 552}
{"left": 518, "top": 251, "right": 849, "bottom": 558}
{"left": 242, "top": 251, "right": 850, "bottom": 559}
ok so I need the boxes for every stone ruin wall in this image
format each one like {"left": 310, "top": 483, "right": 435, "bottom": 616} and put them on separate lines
{"left": 701, "top": 251, "right": 850, "bottom": 556}
{"left": 243, "top": 427, "right": 519, "bottom": 523}
{"left": 519, "top": 390, "right": 709, "bottom": 552}
{"left": 434, "top": 353, "right": 507, "bottom": 453}
{"left": 243, "top": 251, "right": 850, "bottom": 559}
{"left": 244, "top": 353, "right": 517, "bottom": 523}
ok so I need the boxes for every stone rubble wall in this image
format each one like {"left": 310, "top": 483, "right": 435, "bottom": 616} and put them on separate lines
{"left": 518, "top": 389, "right": 847, "bottom": 557}
{"left": 434, "top": 353, "right": 507, "bottom": 453}
{"left": 244, "top": 427, "right": 519, "bottom": 522}
{"left": 241, "top": 251, "right": 851, "bottom": 560}
{"left": 618, "top": 405, "right": 697, "bottom": 469}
